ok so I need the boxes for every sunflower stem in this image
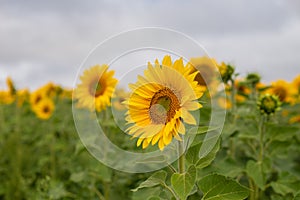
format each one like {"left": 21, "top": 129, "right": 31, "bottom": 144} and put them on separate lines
{"left": 230, "top": 79, "right": 236, "bottom": 118}
{"left": 9, "top": 98, "right": 22, "bottom": 199}
{"left": 178, "top": 140, "right": 185, "bottom": 174}
{"left": 258, "top": 115, "right": 265, "bottom": 163}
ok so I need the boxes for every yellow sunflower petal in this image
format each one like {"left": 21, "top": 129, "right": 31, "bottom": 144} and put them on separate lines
{"left": 181, "top": 108, "right": 196, "bottom": 125}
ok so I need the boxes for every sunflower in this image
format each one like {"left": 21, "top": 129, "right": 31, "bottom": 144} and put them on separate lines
{"left": 30, "top": 90, "right": 46, "bottom": 107}
{"left": 289, "top": 115, "right": 300, "bottom": 124}
{"left": 6, "top": 77, "right": 16, "bottom": 95}
{"left": 75, "top": 64, "right": 118, "bottom": 112}
{"left": 292, "top": 74, "right": 300, "bottom": 94}
{"left": 218, "top": 62, "right": 235, "bottom": 84}
{"left": 125, "top": 57, "right": 204, "bottom": 150}
{"left": 40, "top": 82, "right": 57, "bottom": 98}
{"left": 267, "top": 80, "right": 295, "bottom": 104}
{"left": 112, "top": 88, "right": 129, "bottom": 111}
{"left": 17, "top": 89, "right": 29, "bottom": 107}
{"left": 186, "top": 56, "right": 218, "bottom": 88}
{"left": 246, "top": 73, "right": 261, "bottom": 86}
{"left": 33, "top": 98, "right": 55, "bottom": 120}
{"left": 59, "top": 88, "right": 73, "bottom": 99}
{"left": 0, "top": 91, "right": 14, "bottom": 104}
{"left": 257, "top": 94, "right": 281, "bottom": 115}
{"left": 256, "top": 82, "right": 267, "bottom": 92}
{"left": 218, "top": 96, "right": 232, "bottom": 110}
{"left": 234, "top": 79, "right": 251, "bottom": 103}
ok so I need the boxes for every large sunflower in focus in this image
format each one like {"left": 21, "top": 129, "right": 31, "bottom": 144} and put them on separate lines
{"left": 125, "top": 57, "right": 204, "bottom": 150}
{"left": 75, "top": 65, "right": 118, "bottom": 112}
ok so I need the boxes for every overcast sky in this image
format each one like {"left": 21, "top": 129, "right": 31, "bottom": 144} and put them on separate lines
{"left": 1, "top": 0, "right": 300, "bottom": 90}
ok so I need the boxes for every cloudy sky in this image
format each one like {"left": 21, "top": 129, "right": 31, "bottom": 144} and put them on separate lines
{"left": 1, "top": 0, "right": 300, "bottom": 90}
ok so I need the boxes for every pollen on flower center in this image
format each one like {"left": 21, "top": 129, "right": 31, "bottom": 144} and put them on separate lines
{"left": 149, "top": 88, "right": 180, "bottom": 124}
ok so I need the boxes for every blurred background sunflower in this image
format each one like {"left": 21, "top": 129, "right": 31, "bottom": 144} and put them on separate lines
{"left": 33, "top": 98, "right": 55, "bottom": 120}
{"left": 74, "top": 64, "right": 118, "bottom": 112}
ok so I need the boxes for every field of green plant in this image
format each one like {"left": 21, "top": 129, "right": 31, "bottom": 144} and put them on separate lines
{"left": 1, "top": 56, "right": 300, "bottom": 200}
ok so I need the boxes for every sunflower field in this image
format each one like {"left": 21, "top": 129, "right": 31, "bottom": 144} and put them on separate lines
{"left": 1, "top": 56, "right": 300, "bottom": 200}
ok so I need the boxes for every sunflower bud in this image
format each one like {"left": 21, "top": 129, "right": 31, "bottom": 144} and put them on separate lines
{"left": 257, "top": 94, "right": 281, "bottom": 115}
{"left": 246, "top": 73, "right": 261, "bottom": 87}
{"left": 6, "top": 77, "right": 17, "bottom": 95}
{"left": 218, "top": 62, "right": 234, "bottom": 84}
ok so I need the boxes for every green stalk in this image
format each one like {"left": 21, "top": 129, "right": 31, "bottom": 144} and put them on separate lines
{"left": 0, "top": 105, "right": 4, "bottom": 131}
{"left": 229, "top": 138, "right": 236, "bottom": 159}
{"left": 10, "top": 99, "right": 22, "bottom": 199}
{"left": 93, "top": 186, "right": 106, "bottom": 200}
{"left": 249, "top": 178, "right": 256, "bottom": 200}
{"left": 255, "top": 115, "right": 266, "bottom": 199}
{"left": 230, "top": 79, "right": 237, "bottom": 122}
{"left": 50, "top": 100, "right": 57, "bottom": 179}
{"left": 251, "top": 86, "right": 257, "bottom": 101}
{"left": 104, "top": 182, "right": 110, "bottom": 200}
{"left": 259, "top": 115, "right": 265, "bottom": 163}
{"left": 50, "top": 132, "right": 56, "bottom": 178}
{"left": 178, "top": 140, "right": 185, "bottom": 174}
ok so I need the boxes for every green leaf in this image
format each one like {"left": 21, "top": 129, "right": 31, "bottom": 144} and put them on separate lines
{"left": 270, "top": 172, "right": 300, "bottom": 196}
{"left": 265, "top": 123, "right": 299, "bottom": 142}
{"left": 89, "top": 163, "right": 112, "bottom": 182}
{"left": 246, "top": 160, "right": 265, "bottom": 189}
{"left": 189, "top": 126, "right": 220, "bottom": 135}
{"left": 186, "top": 143, "right": 201, "bottom": 165}
{"left": 294, "top": 192, "right": 300, "bottom": 200}
{"left": 48, "top": 181, "right": 69, "bottom": 200}
{"left": 197, "top": 139, "right": 220, "bottom": 169}
{"left": 148, "top": 197, "right": 164, "bottom": 200}
{"left": 132, "top": 187, "right": 162, "bottom": 200}
{"left": 186, "top": 139, "right": 220, "bottom": 169}
{"left": 215, "top": 158, "right": 243, "bottom": 178}
{"left": 271, "top": 193, "right": 294, "bottom": 200}
{"left": 171, "top": 165, "right": 197, "bottom": 200}
{"left": 198, "top": 174, "right": 249, "bottom": 200}
{"left": 132, "top": 170, "right": 167, "bottom": 192}
{"left": 268, "top": 141, "right": 292, "bottom": 158}
{"left": 221, "top": 124, "right": 239, "bottom": 138}
{"left": 70, "top": 171, "right": 86, "bottom": 183}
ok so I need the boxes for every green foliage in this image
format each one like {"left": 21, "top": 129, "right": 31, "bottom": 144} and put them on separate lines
{"left": 0, "top": 100, "right": 145, "bottom": 199}
{"left": 198, "top": 174, "right": 249, "bottom": 200}
{"left": 1, "top": 76, "right": 300, "bottom": 200}
{"left": 270, "top": 171, "right": 300, "bottom": 196}
{"left": 246, "top": 160, "right": 265, "bottom": 189}
{"left": 186, "top": 139, "right": 220, "bottom": 169}
{"left": 132, "top": 171, "right": 167, "bottom": 192}
{"left": 171, "top": 165, "right": 197, "bottom": 200}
